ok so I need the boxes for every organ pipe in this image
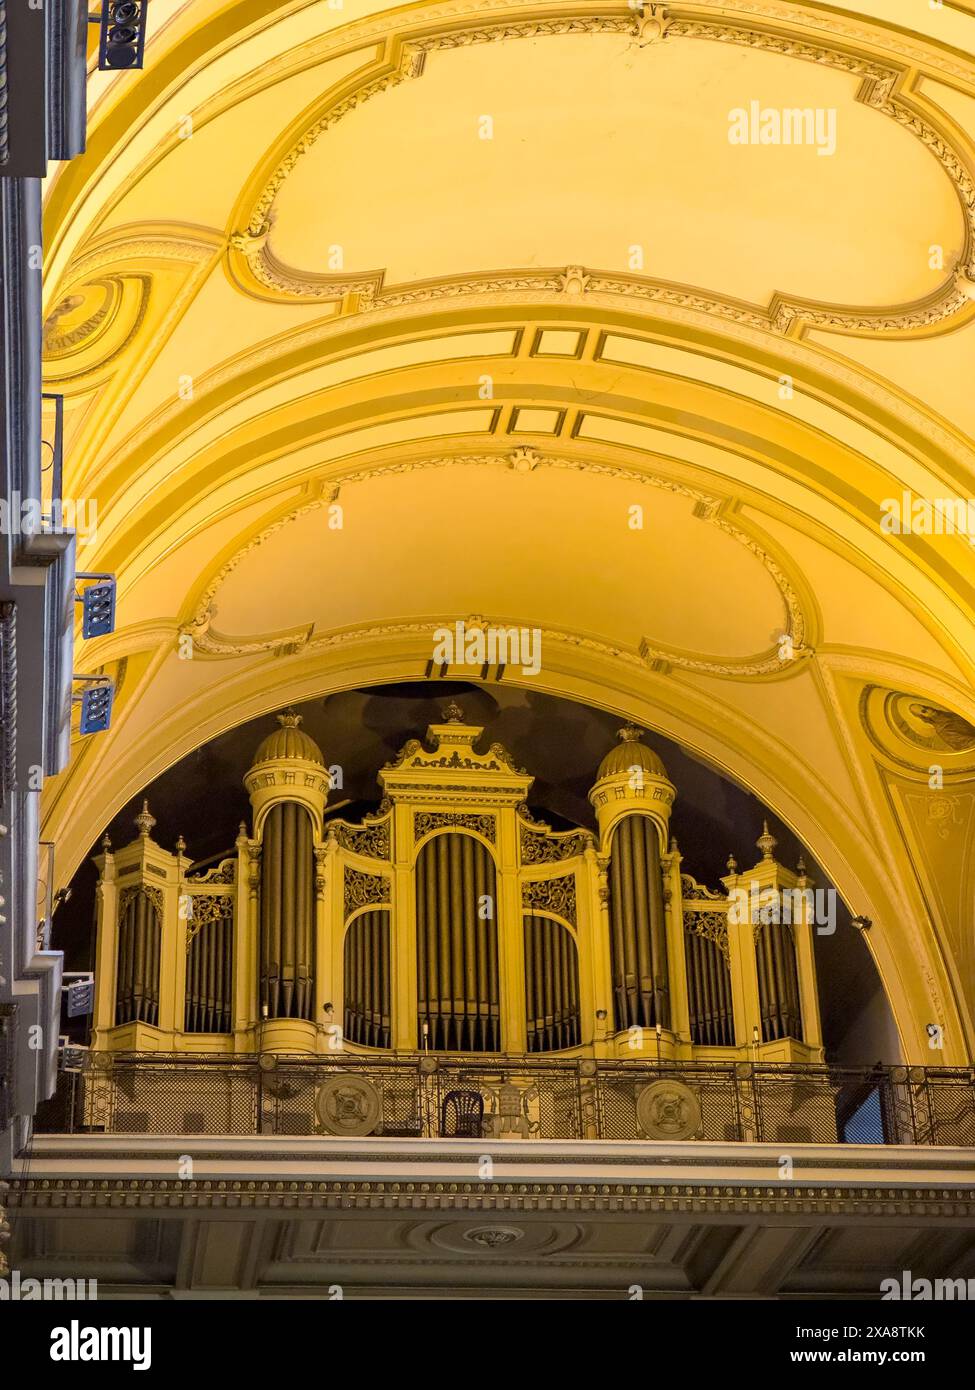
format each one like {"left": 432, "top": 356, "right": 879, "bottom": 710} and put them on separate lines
{"left": 756, "top": 922, "right": 803, "bottom": 1041}
{"left": 259, "top": 801, "right": 315, "bottom": 1020}
{"left": 344, "top": 909, "right": 391, "bottom": 1047}
{"left": 524, "top": 914, "right": 580, "bottom": 1051}
{"left": 185, "top": 910, "right": 233, "bottom": 1033}
{"left": 684, "top": 926, "right": 734, "bottom": 1046}
{"left": 607, "top": 814, "right": 670, "bottom": 1030}
{"left": 115, "top": 888, "right": 161, "bottom": 1025}
{"left": 416, "top": 832, "right": 499, "bottom": 1050}
{"left": 94, "top": 714, "right": 824, "bottom": 1068}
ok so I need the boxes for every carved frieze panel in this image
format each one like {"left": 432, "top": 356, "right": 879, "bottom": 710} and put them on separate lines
{"left": 117, "top": 884, "right": 164, "bottom": 921}
{"left": 519, "top": 815, "right": 590, "bottom": 865}
{"left": 414, "top": 811, "right": 496, "bottom": 844}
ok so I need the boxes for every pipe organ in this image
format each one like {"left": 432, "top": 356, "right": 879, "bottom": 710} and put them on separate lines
{"left": 91, "top": 706, "right": 823, "bottom": 1063}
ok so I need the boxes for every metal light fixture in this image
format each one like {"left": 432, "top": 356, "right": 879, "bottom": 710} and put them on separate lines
{"left": 63, "top": 974, "right": 95, "bottom": 1018}
{"left": 94, "top": 2, "right": 150, "bottom": 71}
{"left": 75, "top": 573, "right": 117, "bottom": 639}
{"left": 73, "top": 674, "right": 114, "bottom": 734}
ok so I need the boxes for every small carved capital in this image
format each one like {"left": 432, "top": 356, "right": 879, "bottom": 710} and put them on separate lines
{"left": 558, "top": 265, "right": 590, "bottom": 295}
{"left": 634, "top": 5, "right": 671, "bottom": 45}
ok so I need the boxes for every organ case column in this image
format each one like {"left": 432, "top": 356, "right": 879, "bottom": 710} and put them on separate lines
{"left": 243, "top": 712, "right": 330, "bottom": 1054}
{"left": 589, "top": 726, "right": 676, "bottom": 1058}
{"left": 91, "top": 801, "right": 178, "bottom": 1051}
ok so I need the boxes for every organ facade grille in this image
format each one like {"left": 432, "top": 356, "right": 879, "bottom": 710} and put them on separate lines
{"left": 90, "top": 708, "right": 823, "bottom": 1065}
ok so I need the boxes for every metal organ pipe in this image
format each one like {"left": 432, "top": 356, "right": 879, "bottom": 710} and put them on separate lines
{"left": 607, "top": 814, "right": 670, "bottom": 1030}
{"left": 259, "top": 801, "right": 315, "bottom": 1020}
{"left": 415, "top": 832, "right": 500, "bottom": 1050}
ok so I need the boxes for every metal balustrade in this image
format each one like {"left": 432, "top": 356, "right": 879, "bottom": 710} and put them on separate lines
{"left": 35, "top": 1054, "right": 975, "bottom": 1146}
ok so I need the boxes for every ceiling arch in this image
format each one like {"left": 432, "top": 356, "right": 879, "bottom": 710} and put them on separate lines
{"left": 40, "top": 0, "right": 975, "bottom": 1067}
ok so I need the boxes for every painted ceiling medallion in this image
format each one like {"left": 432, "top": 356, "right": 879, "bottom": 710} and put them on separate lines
{"left": 42, "top": 274, "right": 151, "bottom": 379}
{"left": 861, "top": 687, "right": 975, "bottom": 771}
{"left": 891, "top": 701, "right": 975, "bottom": 755}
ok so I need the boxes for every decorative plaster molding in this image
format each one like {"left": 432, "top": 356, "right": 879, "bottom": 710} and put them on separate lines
{"left": 181, "top": 452, "right": 808, "bottom": 678}
{"left": 230, "top": 7, "right": 975, "bottom": 337}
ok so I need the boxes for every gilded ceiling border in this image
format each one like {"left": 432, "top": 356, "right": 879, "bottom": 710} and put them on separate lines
{"left": 178, "top": 449, "right": 812, "bottom": 678}
{"left": 228, "top": 2, "right": 975, "bottom": 338}
{"left": 53, "top": 0, "right": 975, "bottom": 304}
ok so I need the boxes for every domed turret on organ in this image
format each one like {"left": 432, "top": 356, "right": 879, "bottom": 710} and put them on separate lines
{"left": 244, "top": 712, "right": 331, "bottom": 1037}
{"left": 90, "top": 707, "right": 823, "bottom": 1067}
{"left": 590, "top": 726, "right": 675, "bottom": 1033}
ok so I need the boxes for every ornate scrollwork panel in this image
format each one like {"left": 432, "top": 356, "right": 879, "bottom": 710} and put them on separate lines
{"left": 683, "top": 909, "right": 730, "bottom": 962}
{"left": 414, "top": 811, "right": 496, "bottom": 844}
{"left": 344, "top": 867, "right": 391, "bottom": 919}
{"left": 521, "top": 874, "right": 577, "bottom": 928}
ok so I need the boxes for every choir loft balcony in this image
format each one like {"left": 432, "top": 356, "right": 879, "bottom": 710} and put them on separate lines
{"left": 37, "top": 1052, "right": 975, "bottom": 1148}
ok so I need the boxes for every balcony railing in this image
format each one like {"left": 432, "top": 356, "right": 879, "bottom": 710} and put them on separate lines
{"left": 35, "top": 1053, "right": 975, "bottom": 1147}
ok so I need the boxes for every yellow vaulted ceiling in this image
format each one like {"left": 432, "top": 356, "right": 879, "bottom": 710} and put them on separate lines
{"left": 41, "top": 0, "right": 975, "bottom": 1064}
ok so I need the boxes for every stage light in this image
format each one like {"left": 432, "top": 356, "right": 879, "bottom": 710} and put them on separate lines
{"left": 75, "top": 573, "right": 117, "bottom": 639}
{"left": 73, "top": 675, "right": 115, "bottom": 734}
{"left": 65, "top": 977, "right": 95, "bottom": 1018}
{"left": 96, "top": 1, "right": 149, "bottom": 71}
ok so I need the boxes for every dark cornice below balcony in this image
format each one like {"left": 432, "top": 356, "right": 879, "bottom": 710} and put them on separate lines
{"left": 6, "top": 1136, "right": 975, "bottom": 1299}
